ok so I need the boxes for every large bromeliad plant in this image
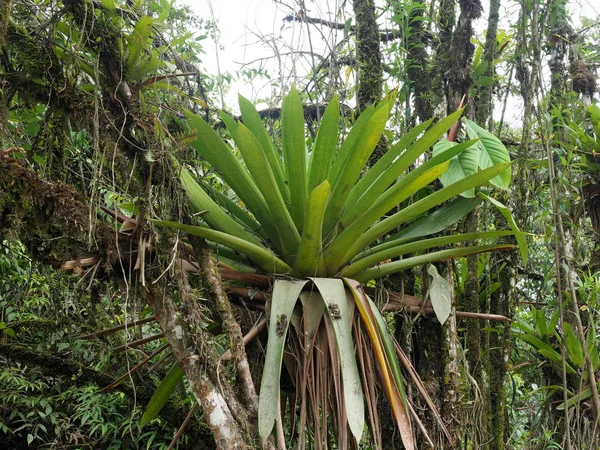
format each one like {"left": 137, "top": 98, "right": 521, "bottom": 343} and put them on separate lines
{"left": 156, "top": 88, "right": 519, "bottom": 448}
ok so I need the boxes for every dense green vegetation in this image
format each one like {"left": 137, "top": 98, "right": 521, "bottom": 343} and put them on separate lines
{"left": 1, "top": 0, "right": 599, "bottom": 449}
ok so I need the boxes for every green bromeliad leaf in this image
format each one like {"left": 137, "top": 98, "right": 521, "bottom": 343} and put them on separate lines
{"left": 169, "top": 92, "right": 520, "bottom": 279}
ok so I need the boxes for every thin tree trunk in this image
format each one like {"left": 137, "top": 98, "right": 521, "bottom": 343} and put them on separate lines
{"left": 352, "top": 0, "right": 386, "bottom": 165}
{"left": 475, "top": 0, "right": 501, "bottom": 126}
{"left": 352, "top": 0, "right": 383, "bottom": 111}
{"left": 446, "top": 0, "right": 483, "bottom": 113}
{"left": 442, "top": 261, "right": 460, "bottom": 448}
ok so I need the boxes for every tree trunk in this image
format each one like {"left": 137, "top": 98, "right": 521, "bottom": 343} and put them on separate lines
{"left": 352, "top": 0, "right": 386, "bottom": 165}
{"left": 475, "top": 0, "right": 501, "bottom": 125}
{"left": 446, "top": 0, "right": 482, "bottom": 113}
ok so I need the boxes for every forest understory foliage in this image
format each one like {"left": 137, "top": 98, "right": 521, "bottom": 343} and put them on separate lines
{"left": 1, "top": 0, "right": 600, "bottom": 449}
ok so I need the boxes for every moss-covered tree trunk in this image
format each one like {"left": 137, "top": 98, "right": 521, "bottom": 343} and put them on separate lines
{"left": 445, "top": 0, "right": 482, "bottom": 113}
{"left": 1, "top": 1, "right": 263, "bottom": 447}
{"left": 475, "top": 0, "right": 501, "bottom": 125}
{"left": 352, "top": 0, "right": 383, "bottom": 111}
{"left": 352, "top": 0, "right": 387, "bottom": 165}
{"left": 404, "top": 0, "right": 434, "bottom": 122}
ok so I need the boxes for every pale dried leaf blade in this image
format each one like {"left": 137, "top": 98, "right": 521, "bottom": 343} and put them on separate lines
{"left": 258, "top": 279, "right": 308, "bottom": 442}
{"left": 427, "top": 264, "right": 451, "bottom": 325}
{"left": 311, "top": 278, "right": 365, "bottom": 444}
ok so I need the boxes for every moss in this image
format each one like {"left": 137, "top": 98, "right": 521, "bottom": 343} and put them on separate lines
{"left": 0, "top": 159, "right": 128, "bottom": 269}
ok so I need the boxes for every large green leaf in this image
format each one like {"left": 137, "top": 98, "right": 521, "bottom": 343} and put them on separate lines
{"left": 281, "top": 87, "right": 308, "bottom": 232}
{"left": 140, "top": 363, "right": 185, "bottom": 427}
{"left": 312, "top": 278, "right": 364, "bottom": 444}
{"left": 344, "top": 118, "right": 434, "bottom": 217}
{"left": 384, "top": 197, "right": 481, "bottom": 243}
{"left": 354, "top": 244, "right": 515, "bottom": 282}
{"left": 340, "top": 230, "right": 515, "bottom": 279}
{"left": 295, "top": 181, "right": 331, "bottom": 276}
{"left": 239, "top": 94, "right": 290, "bottom": 202}
{"left": 326, "top": 141, "right": 489, "bottom": 270}
{"left": 200, "top": 179, "right": 266, "bottom": 239}
{"left": 152, "top": 220, "right": 292, "bottom": 274}
{"left": 326, "top": 162, "right": 449, "bottom": 272}
{"left": 514, "top": 330, "right": 577, "bottom": 376}
{"left": 126, "top": 16, "right": 153, "bottom": 74}
{"left": 340, "top": 162, "right": 512, "bottom": 265}
{"left": 324, "top": 91, "right": 397, "bottom": 234}
{"left": 180, "top": 168, "right": 262, "bottom": 246}
{"left": 342, "top": 135, "right": 477, "bottom": 228}
{"left": 235, "top": 124, "right": 300, "bottom": 255}
{"left": 433, "top": 139, "right": 479, "bottom": 198}
{"left": 556, "top": 383, "right": 600, "bottom": 411}
{"left": 184, "top": 111, "right": 282, "bottom": 251}
{"left": 563, "top": 322, "right": 584, "bottom": 368}
{"left": 308, "top": 95, "right": 340, "bottom": 191}
{"left": 464, "top": 119, "right": 511, "bottom": 188}
{"left": 258, "top": 279, "right": 308, "bottom": 442}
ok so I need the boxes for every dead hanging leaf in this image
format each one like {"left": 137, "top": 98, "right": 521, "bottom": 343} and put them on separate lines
{"left": 427, "top": 264, "right": 451, "bottom": 325}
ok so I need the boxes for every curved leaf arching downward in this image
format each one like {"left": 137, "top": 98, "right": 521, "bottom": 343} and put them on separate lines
{"left": 344, "top": 279, "right": 414, "bottom": 450}
{"left": 312, "top": 278, "right": 365, "bottom": 444}
{"left": 258, "top": 279, "right": 308, "bottom": 442}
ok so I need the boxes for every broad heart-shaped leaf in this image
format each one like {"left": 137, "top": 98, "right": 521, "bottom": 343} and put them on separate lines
{"left": 478, "top": 192, "right": 528, "bottom": 266}
{"left": 180, "top": 168, "right": 262, "bottom": 246}
{"left": 281, "top": 86, "right": 308, "bottom": 232}
{"left": 258, "top": 279, "right": 308, "bottom": 442}
{"left": 433, "top": 139, "right": 479, "bottom": 198}
{"left": 235, "top": 124, "right": 300, "bottom": 256}
{"left": 312, "top": 278, "right": 364, "bottom": 444}
{"left": 140, "top": 363, "right": 184, "bottom": 427}
{"left": 427, "top": 265, "right": 452, "bottom": 325}
{"left": 464, "top": 119, "right": 511, "bottom": 188}
{"left": 238, "top": 94, "right": 290, "bottom": 202}
{"left": 308, "top": 95, "right": 340, "bottom": 191}
{"left": 151, "top": 220, "right": 293, "bottom": 274}
{"left": 344, "top": 279, "right": 414, "bottom": 450}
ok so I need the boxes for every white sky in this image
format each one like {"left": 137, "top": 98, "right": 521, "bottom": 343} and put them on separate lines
{"left": 177, "top": 0, "right": 600, "bottom": 121}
